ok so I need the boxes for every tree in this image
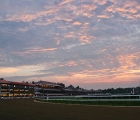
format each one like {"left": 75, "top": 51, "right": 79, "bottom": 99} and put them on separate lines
{"left": 32, "top": 81, "right": 35, "bottom": 84}
{"left": 58, "top": 83, "right": 65, "bottom": 88}
{"left": 67, "top": 85, "right": 75, "bottom": 89}
{"left": 76, "top": 86, "right": 80, "bottom": 89}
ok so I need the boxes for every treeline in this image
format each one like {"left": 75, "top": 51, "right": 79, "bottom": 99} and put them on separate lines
{"left": 58, "top": 82, "right": 140, "bottom": 94}
{"left": 100, "top": 87, "right": 140, "bottom": 94}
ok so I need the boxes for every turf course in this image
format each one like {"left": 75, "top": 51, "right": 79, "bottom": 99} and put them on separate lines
{"left": 0, "top": 98, "right": 140, "bottom": 120}
{"left": 36, "top": 96, "right": 140, "bottom": 106}
{"left": 36, "top": 98, "right": 140, "bottom": 106}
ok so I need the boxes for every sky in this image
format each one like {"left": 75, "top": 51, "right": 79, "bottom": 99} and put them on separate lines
{"left": 0, "top": 0, "right": 140, "bottom": 89}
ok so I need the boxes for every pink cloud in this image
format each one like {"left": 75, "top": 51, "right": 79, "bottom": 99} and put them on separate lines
{"left": 94, "top": 0, "right": 107, "bottom": 5}
{"left": 73, "top": 21, "right": 82, "bottom": 25}
{"left": 11, "top": 47, "right": 57, "bottom": 56}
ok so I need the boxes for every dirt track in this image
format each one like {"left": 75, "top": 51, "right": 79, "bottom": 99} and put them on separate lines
{"left": 0, "top": 99, "right": 140, "bottom": 120}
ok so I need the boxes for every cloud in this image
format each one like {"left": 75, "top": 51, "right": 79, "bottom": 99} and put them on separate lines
{"left": 11, "top": 47, "right": 57, "bottom": 55}
{"left": 0, "top": 0, "right": 140, "bottom": 89}
{"left": 94, "top": 0, "right": 107, "bottom": 5}
{"left": 0, "top": 65, "right": 45, "bottom": 77}
{"left": 59, "top": 0, "right": 73, "bottom": 6}
{"left": 0, "top": 67, "right": 18, "bottom": 73}
{"left": 73, "top": 21, "right": 82, "bottom": 25}
{"left": 5, "top": 9, "right": 55, "bottom": 22}
{"left": 97, "top": 15, "right": 109, "bottom": 18}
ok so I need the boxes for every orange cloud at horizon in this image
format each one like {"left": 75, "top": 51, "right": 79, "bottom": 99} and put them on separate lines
{"left": 0, "top": 68, "right": 18, "bottom": 73}
{"left": 0, "top": 65, "right": 45, "bottom": 78}
{"left": 26, "top": 69, "right": 140, "bottom": 87}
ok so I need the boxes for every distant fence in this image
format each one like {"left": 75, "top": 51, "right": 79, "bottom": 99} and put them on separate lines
{"left": 35, "top": 95, "right": 140, "bottom": 106}
{"left": 0, "top": 97, "right": 34, "bottom": 99}
{"left": 36, "top": 94, "right": 140, "bottom": 100}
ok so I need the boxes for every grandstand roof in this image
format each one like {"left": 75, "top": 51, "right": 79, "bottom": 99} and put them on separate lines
{"left": 35, "top": 80, "right": 62, "bottom": 87}
{"left": 0, "top": 78, "right": 34, "bottom": 86}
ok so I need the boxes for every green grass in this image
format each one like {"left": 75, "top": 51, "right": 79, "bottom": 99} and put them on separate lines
{"left": 38, "top": 98, "right": 140, "bottom": 106}
{"left": 0, "top": 99, "right": 140, "bottom": 120}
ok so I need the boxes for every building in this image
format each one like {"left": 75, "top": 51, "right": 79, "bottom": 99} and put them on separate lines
{"left": 0, "top": 78, "right": 64, "bottom": 98}
{"left": 34, "top": 80, "right": 64, "bottom": 97}
{"left": 0, "top": 78, "right": 34, "bottom": 97}
{"left": 0, "top": 78, "right": 99, "bottom": 98}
